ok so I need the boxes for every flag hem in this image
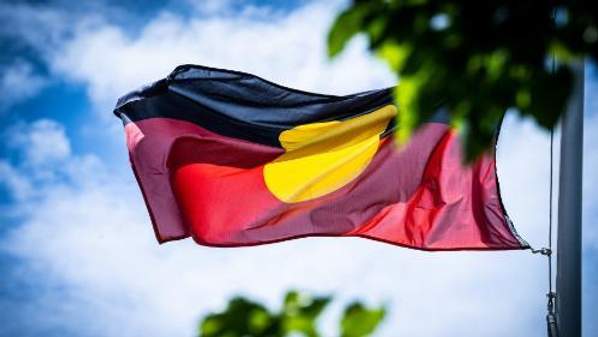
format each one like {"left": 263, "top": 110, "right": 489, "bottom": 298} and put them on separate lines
{"left": 493, "top": 115, "right": 531, "bottom": 249}
{"left": 187, "top": 233, "right": 530, "bottom": 251}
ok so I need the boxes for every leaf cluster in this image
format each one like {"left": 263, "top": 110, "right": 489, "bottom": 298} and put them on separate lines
{"left": 198, "top": 291, "right": 385, "bottom": 337}
{"left": 328, "top": 0, "right": 597, "bottom": 159}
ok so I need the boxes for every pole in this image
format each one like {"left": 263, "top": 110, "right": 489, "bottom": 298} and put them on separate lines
{"left": 555, "top": 61, "right": 584, "bottom": 337}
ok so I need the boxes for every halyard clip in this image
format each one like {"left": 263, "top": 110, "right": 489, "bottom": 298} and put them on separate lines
{"left": 531, "top": 247, "right": 552, "bottom": 256}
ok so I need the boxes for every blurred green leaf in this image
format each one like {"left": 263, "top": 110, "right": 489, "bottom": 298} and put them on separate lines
{"left": 282, "top": 292, "right": 331, "bottom": 337}
{"left": 340, "top": 302, "right": 386, "bottom": 337}
{"left": 199, "top": 297, "right": 275, "bottom": 337}
{"left": 376, "top": 42, "right": 411, "bottom": 72}
{"left": 249, "top": 308, "right": 272, "bottom": 333}
{"left": 327, "top": 5, "right": 367, "bottom": 57}
{"left": 198, "top": 291, "right": 338, "bottom": 337}
{"left": 327, "top": 0, "right": 594, "bottom": 160}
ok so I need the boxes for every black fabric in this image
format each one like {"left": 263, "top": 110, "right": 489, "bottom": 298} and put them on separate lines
{"left": 114, "top": 65, "right": 394, "bottom": 148}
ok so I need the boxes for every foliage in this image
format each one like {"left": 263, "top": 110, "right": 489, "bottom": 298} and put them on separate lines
{"left": 339, "top": 303, "right": 386, "bottom": 337}
{"left": 198, "top": 291, "right": 386, "bottom": 337}
{"left": 328, "top": 0, "right": 597, "bottom": 159}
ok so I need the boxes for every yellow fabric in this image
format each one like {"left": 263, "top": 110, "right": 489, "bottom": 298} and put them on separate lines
{"left": 263, "top": 104, "right": 396, "bottom": 203}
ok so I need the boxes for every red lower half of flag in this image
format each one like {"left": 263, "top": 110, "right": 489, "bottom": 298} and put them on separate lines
{"left": 125, "top": 117, "right": 526, "bottom": 251}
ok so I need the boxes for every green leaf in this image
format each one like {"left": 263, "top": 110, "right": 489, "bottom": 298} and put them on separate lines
{"left": 283, "top": 291, "right": 301, "bottom": 313}
{"left": 326, "top": 0, "right": 593, "bottom": 159}
{"left": 376, "top": 41, "right": 411, "bottom": 71}
{"left": 198, "top": 297, "right": 274, "bottom": 337}
{"left": 282, "top": 291, "right": 331, "bottom": 337}
{"left": 200, "top": 316, "right": 222, "bottom": 336}
{"left": 340, "top": 302, "right": 386, "bottom": 337}
{"left": 327, "top": 5, "right": 369, "bottom": 57}
{"left": 249, "top": 308, "right": 272, "bottom": 334}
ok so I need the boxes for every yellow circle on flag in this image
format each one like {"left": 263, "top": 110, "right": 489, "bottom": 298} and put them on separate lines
{"left": 263, "top": 105, "right": 396, "bottom": 203}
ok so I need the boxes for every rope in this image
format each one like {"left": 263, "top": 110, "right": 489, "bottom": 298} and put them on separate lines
{"left": 531, "top": 126, "right": 557, "bottom": 337}
{"left": 547, "top": 127, "right": 558, "bottom": 337}
{"left": 530, "top": 50, "right": 558, "bottom": 337}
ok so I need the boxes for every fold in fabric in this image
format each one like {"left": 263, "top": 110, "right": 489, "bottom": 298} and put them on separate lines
{"left": 114, "top": 64, "right": 528, "bottom": 251}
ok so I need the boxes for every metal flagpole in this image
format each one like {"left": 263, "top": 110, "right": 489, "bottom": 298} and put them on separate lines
{"left": 555, "top": 61, "right": 584, "bottom": 337}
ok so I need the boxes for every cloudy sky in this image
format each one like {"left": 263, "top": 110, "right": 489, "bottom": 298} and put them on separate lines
{"left": 0, "top": 1, "right": 596, "bottom": 337}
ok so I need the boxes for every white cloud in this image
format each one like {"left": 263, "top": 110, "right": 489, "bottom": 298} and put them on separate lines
{"left": 0, "top": 160, "right": 32, "bottom": 201}
{"left": 49, "top": 2, "right": 394, "bottom": 117}
{"left": 0, "top": 3, "right": 69, "bottom": 50}
{"left": 186, "top": 0, "right": 235, "bottom": 15}
{"left": 0, "top": 119, "right": 70, "bottom": 203}
{"left": 0, "top": 2, "right": 597, "bottom": 337}
{"left": 0, "top": 61, "right": 48, "bottom": 111}
{"left": 7, "top": 119, "right": 71, "bottom": 166}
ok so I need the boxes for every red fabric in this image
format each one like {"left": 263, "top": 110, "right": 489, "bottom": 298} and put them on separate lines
{"left": 125, "top": 117, "right": 525, "bottom": 250}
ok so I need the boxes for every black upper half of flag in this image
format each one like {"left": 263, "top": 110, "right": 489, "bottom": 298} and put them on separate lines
{"left": 113, "top": 64, "right": 399, "bottom": 148}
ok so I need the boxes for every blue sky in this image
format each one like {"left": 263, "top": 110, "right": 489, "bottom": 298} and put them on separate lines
{"left": 0, "top": 1, "right": 596, "bottom": 337}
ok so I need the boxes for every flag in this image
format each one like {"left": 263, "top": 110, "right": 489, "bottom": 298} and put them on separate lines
{"left": 114, "top": 64, "right": 528, "bottom": 251}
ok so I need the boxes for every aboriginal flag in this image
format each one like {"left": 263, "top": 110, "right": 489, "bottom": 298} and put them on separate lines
{"left": 114, "top": 65, "right": 528, "bottom": 251}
